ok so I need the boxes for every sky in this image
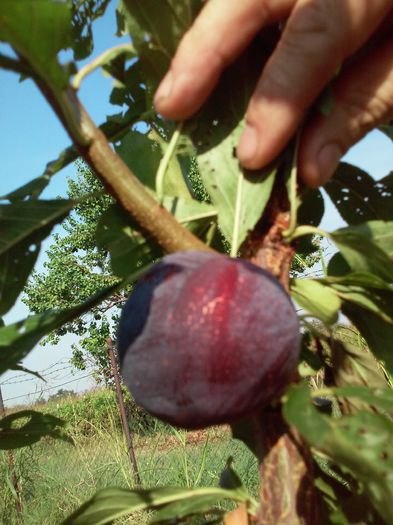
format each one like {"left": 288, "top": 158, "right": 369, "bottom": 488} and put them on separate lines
{"left": 1, "top": 1, "right": 393, "bottom": 406}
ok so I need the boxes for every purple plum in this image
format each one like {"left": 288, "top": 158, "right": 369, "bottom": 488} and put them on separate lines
{"left": 118, "top": 251, "right": 300, "bottom": 429}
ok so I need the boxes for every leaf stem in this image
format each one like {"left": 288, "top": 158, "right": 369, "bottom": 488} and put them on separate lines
{"left": 71, "top": 44, "right": 136, "bottom": 90}
{"left": 286, "top": 225, "right": 329, "bottom": 242}
{"left": 231, "top": 171, "right": 243, "bottom": 257}
{"left": 282, "top": 137, "right": 300, "bottom": 239}
{"left": 156, "top": 122, "right": 184, "bottom": 202}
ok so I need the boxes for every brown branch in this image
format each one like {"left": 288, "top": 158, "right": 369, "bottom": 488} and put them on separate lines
{"left": 36, "top": 83, "right": 211, "bottom": 255}
{"left": 242, "top": 174, "right": 319, "bottom": 524}
{"left": 241, "top": 181, "right": 294, "bottom": 290}
{"left": 255, "top": 409, "right": 319, "bottom": 525}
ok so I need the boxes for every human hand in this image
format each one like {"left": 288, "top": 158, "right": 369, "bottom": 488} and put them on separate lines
{"left": 154, "top": 0, "right": 393, "bottom": 187}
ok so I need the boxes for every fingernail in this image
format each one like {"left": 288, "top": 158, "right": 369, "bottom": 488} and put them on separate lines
{"left": 237, "top": 125, "right": 258, "bottom": 164}
{"left": 154, "top": 71, "right": 173, "bottom": 105}
{"left": 317, "top": 144, "right": 342, "bottom": 185}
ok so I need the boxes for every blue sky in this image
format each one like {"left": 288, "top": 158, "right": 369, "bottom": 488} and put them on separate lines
{"left": 1, "top": 1, "right": 393, "bottom": 405}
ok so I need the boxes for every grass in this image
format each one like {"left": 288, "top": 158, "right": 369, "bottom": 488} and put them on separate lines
{"left": 1, "top": 393, "right": 259, "bottom": 525}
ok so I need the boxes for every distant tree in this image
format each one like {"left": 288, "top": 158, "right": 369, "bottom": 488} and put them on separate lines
{"left": 23, "top": 161, "right": 122, "bottom": 379}
{"left": 48, "top": 388, "right": 76, "bottom": 401}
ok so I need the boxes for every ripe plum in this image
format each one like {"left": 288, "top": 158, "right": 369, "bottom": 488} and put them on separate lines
{"left": 118, "top": 251, "right": 300, "bottom": 429}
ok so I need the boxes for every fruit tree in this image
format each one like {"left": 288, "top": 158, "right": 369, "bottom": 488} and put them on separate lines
{"left": 1, "top": 1, "right": 393, "bottom": 524}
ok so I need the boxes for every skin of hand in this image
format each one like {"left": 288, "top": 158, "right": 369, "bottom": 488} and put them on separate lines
{"left": 154, "top": 0, "right": 393, "bottom": 187}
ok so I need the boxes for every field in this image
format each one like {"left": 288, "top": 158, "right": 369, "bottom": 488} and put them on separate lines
{"left": 0, "top": 389, "right": 259, "bottom": 524}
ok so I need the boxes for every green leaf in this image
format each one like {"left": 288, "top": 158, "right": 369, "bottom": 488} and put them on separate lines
{"left": 116, "top": 127, "right": 194, "bottom": 199}
{"left": 0, "top": 282, "right": 120, "bottom": 374}
{"left": 193, "top": 129, "right": 276, "bottom": 253}
{"left": 314, "top": 463, "right": 383, "bottom": 525}
{"left": 119, "top": 0, "right": 202, "bottom": 98}
{"left": 0, "top": 0, "right": 73, "bottom": 90}
{"left": 115, "top": 129, "right": 161, "bottom": 191}
{"left": 96, "top": 204, "right": 161, "bottom": 277}
{"left": 149, "top": 127, "right": 192, "bottom": 199}
{"left": 0, "top": 199, "right": 74, "bottom": 316}
{"left": 290, "top": 278, "right": 341, "bottom": 325}
{"left": 185, "top": 36, "right": 278, "bottom": 251}
{"left": 342, "top": 302, "right": 393, "bottom": 375}
{"left": 162, "top": 196, "right": 217, "bottom": 224}
{"left": 219, "top": 458, "right": 245, "bottom": 492}
{"left": 327, "top": 253, "right": 351, "bottom": 277}
{"left": 297, "top": 188, "right": 325, "bottom": 227}
{"left": 284, "top": 384, "right": 393, "bottom": 525}
{"left": 120, "top": 0, "right": 278, "bottom": 251}
{"left": 336, "top": 220, "right": 393, "bottom": 257}
{"left": 71, "top": 0, "right": 111, "bottom": 61}
{"left": 330, "top": 222, "right": 393, "bottom": 282}
{"left": 380, "top": 124, "right": 393, "bottom": 142}
{"left": 0, "top": 199, "right": 74, "bottom": 255}
{"left": 97, "top": 199, "right": 216, "bottom": 277}
{"left": 151, "top": 496, "right": 224, "bottom": 523}
{"left": 328, "top": 326, "right": 389, "bottom": 414}
{"left": 63, "top": 485, "right": 246, "bottom": 525}
{"left": 299, "top": 332, "right": 324, "bottom": 378}
{"left": 8, "top": 363, "right": 44, "bottom": 382}
{"left": 323, "top": 272, "right": 393, "bottom": 290}
{"left": 0, "top": 410, "right": 71, "bottom": 449}
{"left": 328, "top": 284, "right": 393, "bottom": 325}
{"left": 328, "top": 386, "right": 393, "bottom": 414}
{"left": 324, "top": 163, "right": 393, "bottom": 225}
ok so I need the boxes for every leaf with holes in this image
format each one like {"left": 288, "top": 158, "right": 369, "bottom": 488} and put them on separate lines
{"left": 284, "top": 384, "right": 393, "bottom": 525}
{"left": 324, "top": 163, "right": 393, "bottom": 225}
{"left": 0, "top": 0, "right": 73, "bottom": 90}
{"left": 119, "top": 0, "right": 202, "bottom": 101}
{"left": 330, "top": 222, "right": 393, "bottom": 282}
{"left": 119, "top": 0, "right": 278, "bottom": 251}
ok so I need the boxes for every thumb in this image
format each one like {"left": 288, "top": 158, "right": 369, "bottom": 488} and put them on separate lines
{"left": 299, "top": 35, "right": 393, "bottom": 187}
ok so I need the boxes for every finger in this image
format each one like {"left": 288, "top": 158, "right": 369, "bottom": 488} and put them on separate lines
{"left": 237, "top": 0, "right": 393, "bottom": 169}
{"left": 299, "top": 33, "right": 393, "bottom": 187}
{"left": 154, "top": 0, "right": 294, "bottom": 119}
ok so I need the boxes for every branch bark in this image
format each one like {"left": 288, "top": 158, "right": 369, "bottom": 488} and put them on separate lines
{"left": 242, "top": 175, "right": 319, "bottom": 524}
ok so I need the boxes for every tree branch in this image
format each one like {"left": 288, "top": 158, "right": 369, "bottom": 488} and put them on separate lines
{"left": 36, "top": 83, "right": 211, "bottom": 255}
{"left": 242, "top": 174, "right": 319, "bottom": 524}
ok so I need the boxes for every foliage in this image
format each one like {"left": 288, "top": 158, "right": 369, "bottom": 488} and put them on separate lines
{"left": 22, "top": 162, "right": 122, "bottom": 377}
{"left": 48, "top": 388, "right": 76, "bottom": 401}
{"left": 0, "top": 0, "right": 393, "bottom": 524}
{"left": 41, "top": 388, "right": 167, "bottom": 437}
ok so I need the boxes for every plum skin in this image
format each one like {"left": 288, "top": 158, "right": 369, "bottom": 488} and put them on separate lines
{"left": 118, "top": 250, "right": 300, "bottom": 430}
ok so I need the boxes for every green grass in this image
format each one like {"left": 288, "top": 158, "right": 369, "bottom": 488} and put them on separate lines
{"left": 1, "top": 393, "right": 259, "bottom": 525}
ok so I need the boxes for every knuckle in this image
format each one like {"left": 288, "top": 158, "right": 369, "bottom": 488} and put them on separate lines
{"left": 341, "top": 87, "right": 393, "bottom": 140}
